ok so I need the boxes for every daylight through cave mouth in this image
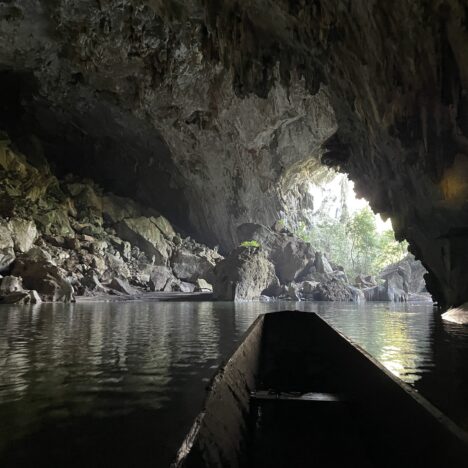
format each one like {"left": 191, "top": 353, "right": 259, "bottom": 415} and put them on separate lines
{"left": 0, "top": 1, "right": 467, "bottom": 308}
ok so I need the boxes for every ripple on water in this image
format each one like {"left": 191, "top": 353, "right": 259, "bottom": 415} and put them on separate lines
{"left": 0, "top": 301, "right": 468, "bottom": 467}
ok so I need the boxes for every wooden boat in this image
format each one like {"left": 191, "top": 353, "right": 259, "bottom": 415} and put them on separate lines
{"left": 172, "top": 311, "right": 468, "bottom": 468}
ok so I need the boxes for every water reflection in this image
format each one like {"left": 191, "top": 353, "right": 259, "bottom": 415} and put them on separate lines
{"left": 0, "top": 301, "right": 467, "bottom": 467}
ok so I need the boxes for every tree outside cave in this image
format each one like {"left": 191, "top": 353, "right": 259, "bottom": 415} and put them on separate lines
{"left": 295, "top": 206, "right": 408, "bottom": 280}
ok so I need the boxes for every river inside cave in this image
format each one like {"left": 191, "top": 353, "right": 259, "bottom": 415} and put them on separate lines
{"left": 0, "top": 302, "right": 467, "bottom": 467}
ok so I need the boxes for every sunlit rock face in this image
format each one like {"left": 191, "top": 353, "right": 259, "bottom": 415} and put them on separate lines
{"left": 0, "top": 1, "right": 468, "bottom": 307}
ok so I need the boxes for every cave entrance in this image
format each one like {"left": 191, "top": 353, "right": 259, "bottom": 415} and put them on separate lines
{"left": 281, "top": 167, "right": 429, "bottom": 301}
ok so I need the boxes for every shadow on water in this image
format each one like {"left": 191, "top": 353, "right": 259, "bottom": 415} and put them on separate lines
{"left": 0, "top": 301, "right": 467, "bottom": 466}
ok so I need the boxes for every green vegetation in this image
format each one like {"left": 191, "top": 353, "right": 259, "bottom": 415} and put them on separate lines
{"left": 240, "top": 240, "right": 261, "bottom": 249}
{"left": 295, "top": 207, "right": 408, "bottom": 279}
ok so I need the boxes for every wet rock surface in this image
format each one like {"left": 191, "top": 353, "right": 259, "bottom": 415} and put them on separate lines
{"left": 216, "top": 224, "right": 429, "bottom": 303}
{"left": 213, "top": 246, "right": 280, "bottom": 301}
{"left": 0, "top": 1, "right": 466, "bottom": 306}
{"left": 363, "top": 255, "right": 431, "bottom": 303}
{"left": 0, "top": 137, "right": 222, "bottom": 303}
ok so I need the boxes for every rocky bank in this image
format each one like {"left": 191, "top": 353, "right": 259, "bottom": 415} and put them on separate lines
{"left": 0, "top": 135, "right": 221, "bottom": 304}
{"left": 212, "top": 223, "right": 430, "bottom": 303}
{"left": 0, "top": 131, "right": 429, "bottom": 305}
{"left": 0, "top": 1, "right": 466, "bottom": 308}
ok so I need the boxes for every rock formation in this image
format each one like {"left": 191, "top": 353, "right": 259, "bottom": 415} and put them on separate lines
{"left": 0, "top": 1, "right": 466, "bottom": 307}
{"left": 214, "top": 222, "right": 364, "bottom": 302}
{"left": 362, "top": 255, "right": 431, "bottom": 303}
{"left": 0, "top": 136, "right": 220, "bottom": 303}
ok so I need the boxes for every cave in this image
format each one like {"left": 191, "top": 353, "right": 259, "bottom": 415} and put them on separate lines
{"left": 0, "top": 0, "right": 467, "bottom": 308}
{"left": 1, "top": 2, "right": 468, "bottom": 467}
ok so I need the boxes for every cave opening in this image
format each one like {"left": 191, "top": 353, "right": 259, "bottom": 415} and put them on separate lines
{"left": 278, "top": 166, "right": 429, "bottom": 303}
{"left": 1, "top": 2, "right": 468, "bottom": 467}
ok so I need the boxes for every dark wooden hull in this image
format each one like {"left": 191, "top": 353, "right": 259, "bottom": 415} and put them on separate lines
{"left": 172, "top": 311, "right": 468, "bottom": 468}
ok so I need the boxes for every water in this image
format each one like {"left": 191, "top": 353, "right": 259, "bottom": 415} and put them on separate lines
{"left": 0, "top": 301, "right": 468, "bottom": 467}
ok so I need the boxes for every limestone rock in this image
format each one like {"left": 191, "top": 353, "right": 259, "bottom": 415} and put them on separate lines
{"left": 442, "top": 304, "right": 468, "bottom": 325}
{"left": 363, "top": 282, "right": 408, "bottom": 302}
{"left": 313, "top": 277, "right": 353, "bottom": 302}
{"left": 178, "top": 281, "right": 196, "bottom": 293}
{"left": 0, "top": 291, "right": 31, "bottom": 304}
{"left": 0, "top": 219, "right": 15, "bottom": 273}
{"left": 213, "top": 248, "right": 280, "bottom": 301}
{"left": 109, "top": 277, "right": 136, "bottom": 295}
{"left": 287, "top": 284, "right": 300, "bottom": 301}
{"left": 315, "top": 252, "right": 334, "bottom": 275}
{"left": 171, "top": 248, "right": 215, "bottom": 283}
{"left": 0, "top": 275, "right": 24, "bottom": 293}
{"left": 29, "top": 290, "right": 42, "bottom": 304}
{"left": 103, "top": 254, "right": 131, "bottom": 280}
{"left": 102, "top": 193, "right": 158, "bottom": 225}
{"left": 12, "top": 249, "right": 75, "bottom": 302}
{"left": 0, "top": 1, "right": 467, "bottom": 308}
{"left": 0, "top": 220, "right": 14, "bottom": 250}
{"left": 80, "top": 271, "right": 107, "bottom": 294}
{"left": 237, "top": 223, "right": 315, "bottom": 284}
{"left": 347, "top": 285, "right": 365, "bottom": 303}
{"left": 195, "top": 278, "right": 213, "bottom": 292}
{"left": 109, "top": 236, "right": 132, "bottom": 260}
{"left": 301, "top": 281, "right": 318, "bottom": 295}
{"left": 34, "top": 209, "right": 74, "bottom": 237}
{"left": 0, "top": 248, "right": 15, "bottom": 273}
{"left": 355, "top": 274, "right": 377, "bottom": 289}
{"left": 380, "top": 255, "right": 427, "bottom": 294}
{"left": 115, "top": 217, "right": 171, "bottom": 265}
{"left": 153, "top": 216, "right": 176, "bottom": 239}
{"left": 149, "top": 265, "right": 173, "bottom": 292}
{"left": 8, "top": 219, "right": 37, "bottom": 253}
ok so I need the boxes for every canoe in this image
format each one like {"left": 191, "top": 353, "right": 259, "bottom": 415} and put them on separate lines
{"left": 172, "top": 311, "right": 468, "bottom": 468}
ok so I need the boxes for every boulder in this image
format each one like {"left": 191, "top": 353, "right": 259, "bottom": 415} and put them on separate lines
{"left": 178, "top": 281, "right": 196, "bottom": 293}
{"left": 115, "top": 216, "right": 172, "bottom": 265}
{"left": 301, "top": 280, "right": 319, "bottom": 295}
{"left": 102, "top": 193, "right": 158, "bottom": 224}
{"left": 171, "top": 248, "right": 215, "bottom": 283}
{"left": 66, "top": 183, "right": 102, "bottom": 217}
{"left": 237, "top": 223, "right": 315, "bottom": 284}
{"left": 33, "top": 209, "right": 74, "bottom": 237}
{"left": 0, "top": 221, "right": 15, "bottom": 272}
{"left": 195, "top": 278, "right": 213, "bottom": 292}
{"left": 153, "top": 215, "right": 176, "bottom": 239}
{"left": 287, "top": 284, "right": 300, "bottom": 301}
{"left": 103, "top": 254, "right": 131, "bottom": 280}
{"left": 12, "top": 248, "right": 75, "bottom": 302}
{"left": 109, "top": 236, "right": 132, "bottom": 260}
{"left": 0, "top": 275, "right": 24, "bottom": 293}
{"left": 355, "top": 274, "right": 377, "bottom": 288}
{"left": 347, "top": 285, "right": 365, "bottom": 303}
{"left": 28, "top": 290, "right": 42, "bottom": 304}
{"left": 8, "top": 219, "right": 37, "bottom": 253}
{"left": 80, "top": 271, "right": 108, "bottom": 294}
{"left": 149, "top": 265, "right": 173, "bottom": 291}
{"left": 0, "top": 291, "right": 31, "bottom": 304}
{"left": 315, "top": 252, "right": 333, "bottom": 275}
{"left": 0, "top": 248, "right": 15, "bottom": 273}
{"left": 363, "top": 281, "right": 408, "bottom": 302}
{"left": 313, "top": 277, "right": 353, "bottom": 301}
{"left": 109, "top": 277, "right": 137, "bottom": 295}
{"left": 442, "top": 304, "right": 468, "bottom": 325}
{"left": 213, "top": 247, "right": 280, "bottom": 301}
{"left": 380, "top": 254, "right": 427, "bottom": 294}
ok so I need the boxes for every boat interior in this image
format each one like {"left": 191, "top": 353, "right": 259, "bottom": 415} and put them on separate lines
{"left": 175, "top": 311, "right": 468, "bottom": 468}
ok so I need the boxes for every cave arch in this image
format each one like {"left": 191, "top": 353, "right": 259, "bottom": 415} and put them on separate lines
{"left": 0, "top": 1, "right": 467, "bottom": 308}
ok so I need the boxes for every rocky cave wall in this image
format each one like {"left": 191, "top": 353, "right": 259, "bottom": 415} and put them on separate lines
{"left": 0, "top": 1, "right": 467, "bottom": 307}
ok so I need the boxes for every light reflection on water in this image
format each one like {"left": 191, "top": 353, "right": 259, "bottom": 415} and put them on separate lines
{"left": 0, "top": 301, "right": 467, "bottom": 467}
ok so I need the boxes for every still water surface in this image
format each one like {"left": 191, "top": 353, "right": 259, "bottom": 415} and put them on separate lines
{"left": 1, "top": 301, "right": 468, "bottom": 467}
